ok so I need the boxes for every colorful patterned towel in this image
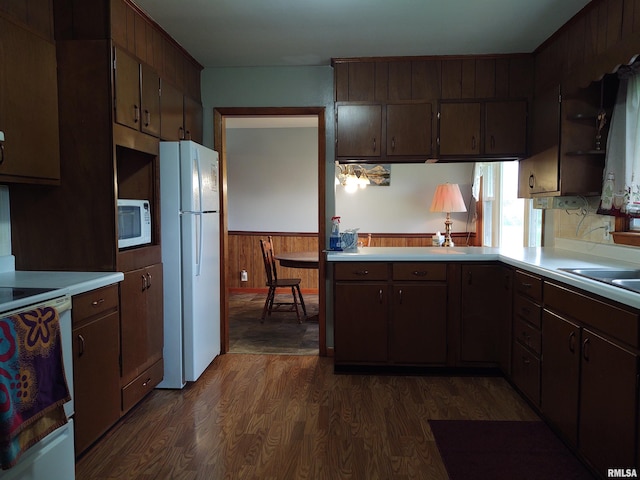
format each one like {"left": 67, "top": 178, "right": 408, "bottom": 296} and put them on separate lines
{"left": 0, "top": 306, "right": 71, "bottom": 469}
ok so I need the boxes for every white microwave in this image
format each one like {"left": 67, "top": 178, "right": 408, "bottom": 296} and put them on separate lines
{"left": 118, "top": 199, "right": 152, "bottom": 248}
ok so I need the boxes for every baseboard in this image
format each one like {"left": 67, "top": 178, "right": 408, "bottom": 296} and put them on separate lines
{"left": 229, "top": 287, "right": 319, "bottom": 294}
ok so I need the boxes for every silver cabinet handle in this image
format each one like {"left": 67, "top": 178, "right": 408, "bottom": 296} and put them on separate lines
{"left": 91, "top": 298, "right": 105, "bottom": 307}
{"left": 569, "top": 331, "right": 576, "bottom": 353}
{"left": 582, "top": 338, "right": 590, "bottom": 361}
{"left": 77, "top": 334, "right": 85, "bottom": 357}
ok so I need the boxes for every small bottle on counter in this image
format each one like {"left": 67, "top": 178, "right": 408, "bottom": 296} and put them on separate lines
{"left": 330, "top": 216, "right": 342, "bottom": 251}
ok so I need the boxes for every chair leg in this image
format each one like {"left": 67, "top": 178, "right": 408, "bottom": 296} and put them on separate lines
{"left": 290, "top": 286, "right": 301, "bottom": 324}
{"left": 261, "top": 286, "right": 275, "bottom": 322}
{"left": 296, "top": 284, "right": 307, "bottom": 319}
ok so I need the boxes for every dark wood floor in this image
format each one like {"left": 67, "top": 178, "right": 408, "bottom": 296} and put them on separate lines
{"left": 76, "top": 354, "right": 540, "bottom": 479}
{"left": 228, "top": 292, "right": 319, "bottom": 355}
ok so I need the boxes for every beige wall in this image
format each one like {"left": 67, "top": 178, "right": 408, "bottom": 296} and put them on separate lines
{"left": 548, "top": 197, "right": 616, "bottom": 245}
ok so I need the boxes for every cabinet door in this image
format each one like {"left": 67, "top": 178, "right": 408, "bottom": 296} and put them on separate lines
{"left": 160, "top": 80, "right": 185, "bottom": 140}
{"left": 113, "top": 47, "right": 141, "bottom": 131}
{"left": 540, "top": 310, "right": 580, "bottom": 446}
{"left": 144, "top": 263, "right": 164, "bottom": 366}
{"left": 184, "top": 95, "right": 203, "bottom": 144}
{"left": 0, "top": 17, "right": 60, "bottom": 183}
{"left": 530, "top": 86, "right": 560, "bottom": 156}
{"left": 73, "top": 312, "right": 121, "bottom": 454}
{"left": 520, "top": 86, "right": 561, "bottom": 196}
{"left": 390, "top": 284, "right": 446, "bottom": 364}
{"left": 336, "top": 104, "right": 382, "bottom": 157}
{"left": 120, "top": 264, "right": 163, "bottom": 384}
{"left": 386, "top": 103, "right": 432, "bottom": 157}
{"left": 485, "top": 100, "right": 527, "bottom": 156}
{"left": 579, "top": 329, "right": 638, "bottom": 476}
{"left": 438, "top": 102, "right": 481, "bottom": 155}
{"left": 140, "top": 63, "right": 160, "bottom": 137}
{"left": 460, "top": 264, "right": 510, "bottom": 364}
{"left": 334, "top": 282, "right": 388, "bottom": 363}
{"left": 120, "top": 268, "right": 147, "bottom": 383}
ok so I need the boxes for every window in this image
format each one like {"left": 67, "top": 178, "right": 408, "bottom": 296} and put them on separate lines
{"left": 477, "top": 162, "right": 541, "bottom": 248}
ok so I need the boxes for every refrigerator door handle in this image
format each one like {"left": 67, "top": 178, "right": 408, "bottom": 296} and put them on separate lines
{"left": 195, "top": 148, "right": 203, "bottom": 212}
{"left": 196, "top": 212, "right": 203, "bottom": 276}
{"left": 194, "top": 148, "right": 204, "bottom": 277}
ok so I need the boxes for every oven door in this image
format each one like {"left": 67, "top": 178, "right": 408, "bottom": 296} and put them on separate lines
{"left": 0, "top": 420, "right": 74, "bottom": 480}
{"left": 0, "top": 295, "right": 74, "bottom": 480}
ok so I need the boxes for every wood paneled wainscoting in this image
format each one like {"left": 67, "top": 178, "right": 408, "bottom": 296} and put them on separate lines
{"left": 228, "top": 232, "right": 320, "bottom": 292}
{"left": 227, "top": 231, "right": 478, "bottom": 293}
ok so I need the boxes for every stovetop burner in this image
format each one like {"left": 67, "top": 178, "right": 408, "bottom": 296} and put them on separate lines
{"left": 0, "top": 286, "right": 57, "bottom": 305}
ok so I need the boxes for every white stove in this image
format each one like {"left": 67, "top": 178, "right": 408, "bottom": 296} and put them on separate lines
{"left": 0, "top": 257, "right": 75, "bottom": 480}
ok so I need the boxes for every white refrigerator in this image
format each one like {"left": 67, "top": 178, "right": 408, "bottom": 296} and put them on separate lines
{"left": 158, "top": 140, "right": 221, "bottom": 389}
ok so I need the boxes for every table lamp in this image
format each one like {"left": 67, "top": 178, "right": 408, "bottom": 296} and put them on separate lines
{"left": 429, "top": 183, "right": 467, "bottom": 247}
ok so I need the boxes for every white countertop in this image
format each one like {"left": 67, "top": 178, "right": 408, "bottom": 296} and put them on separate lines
{"left": 327, "top": 244, "right": 640, "bottom": 310}
{"left": 0, "top": 267, "right": 124, "bottom": 313}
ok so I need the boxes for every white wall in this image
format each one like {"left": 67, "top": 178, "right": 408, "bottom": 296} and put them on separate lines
{"left": 336, "top": 163, "right": 476, "bottom": 234}
{"left": 226, "top": 127, "right": 318, "bottom": 232}
{"left": 201, "top": 65, "right": 477, "bottom": 236}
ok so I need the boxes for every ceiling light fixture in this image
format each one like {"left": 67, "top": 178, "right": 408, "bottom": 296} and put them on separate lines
{"left": 335, "top": 162, "right": 370, "bottom": 193}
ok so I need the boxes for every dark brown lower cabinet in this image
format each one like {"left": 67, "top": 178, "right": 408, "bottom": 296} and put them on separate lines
{"left": 460, "top": 264, "right": 512, "bottom": 367}
{"left": 390, "top": 283, "right": 447, "bottom": 364}
{"left": 120, "top": 263, "right": 164, "bottom": 412}
{"left": 72, "top": 285, "right": 121, "bottom": 455}
{"left": 579, "top": 329, "right": 637, "bottom": 475}
{"left": 541, "top": 310, "right": 580, "bottom": 446}
{"left": 333, "top": 262, "right": 449, "bottom": 366}
{"left": 540, "top": 280, "right": 639, "bottom": 477}
{"left": 334, "top": 282, "right": 388, "bottom": 364}
{"left": 511, "top": 340, "right": 540, "bottom": 405}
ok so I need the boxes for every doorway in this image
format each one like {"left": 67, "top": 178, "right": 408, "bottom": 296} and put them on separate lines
{"left": 213, "top": 107, "right": 327, "bottom": 356}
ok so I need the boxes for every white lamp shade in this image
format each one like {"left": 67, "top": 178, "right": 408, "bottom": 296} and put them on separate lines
{"left": 429, "top": 183, "right": 467, "bottom": 213}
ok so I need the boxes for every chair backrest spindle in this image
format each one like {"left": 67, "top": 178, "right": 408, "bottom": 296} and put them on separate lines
{"left": 260, "top": 236, "right": 279, "bottom": 284}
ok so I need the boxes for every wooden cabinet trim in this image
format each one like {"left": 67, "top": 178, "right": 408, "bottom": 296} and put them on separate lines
{"left": 334, "top": 262, "right": 389, "bottom": 281}
{"left": 392, "top": 262, "right": 446, "bottom": 281}
{"left": 73, "top": 284, "right": 119, "bottom": 326}
{"left": 514, "top": 269, "right": 543, "bottom": 302}
{"left": 544, "top": 281, "right": 639, "bottom": 348}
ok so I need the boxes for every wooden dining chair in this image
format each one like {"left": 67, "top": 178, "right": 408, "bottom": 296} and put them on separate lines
{"left": 259, "top": 236, "right": 307, "bottom": 323}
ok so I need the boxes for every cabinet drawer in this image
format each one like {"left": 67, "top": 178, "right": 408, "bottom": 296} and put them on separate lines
{"left": 514, "top": 270, "right": 543, "bottom": 302}
{"left": 334, "top": 262, "right": 388, "bottom": 281}
{"left": 392, "top": 262, "right": 446, "bottom": 281}
{"left": 511, "top": 340, "right": 541, "bottom": 406}
{"left": 514, "top": 294, "right": 541, "bottom": 328}
{"left": 72, "top": 284, "right": 119, "bottom": 325}
{"left": 544, "top": 282, "right": 639, "bottom": 348}
{"left": 121, "top": 358, "right": 163, "bottom": 413}
{"left": 514, "top": 316, "right": 541, "bottom": 355}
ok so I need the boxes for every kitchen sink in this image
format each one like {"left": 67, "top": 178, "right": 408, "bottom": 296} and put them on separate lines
{"left": 612, "top": 279, "right": 640, "bottom": 292}
{"left": 565, "top": 268, "right": 640, "bottom": 280}
{"left": 560, "top": 268, "right": 640, "bottom": 294}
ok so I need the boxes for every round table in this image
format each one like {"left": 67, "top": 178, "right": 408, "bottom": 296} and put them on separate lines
{"left": 274, "top": 251, "right": 319, "bottom": 322}
{"left": 275, "top": 251, "right": 319, "bottom": 269}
